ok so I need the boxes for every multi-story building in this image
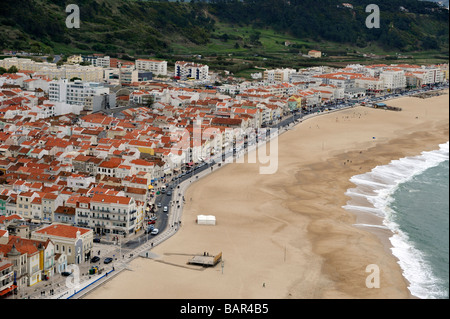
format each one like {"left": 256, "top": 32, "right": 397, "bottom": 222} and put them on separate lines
{"left": 119, "top": 65, "right": 138, "bottom": 86}
{"left": 0, "top": 57, "right": 103, "bottom": 82}
{"left": 41, "top": 193, "right": 63, "bottom": 223}
{"left": 89, "top": 194, "right": 138, "bottom": 237}
{"left": 135, "top": 59, "right": 167, "bottom": 76}
{"left": 67, "top": 55, "right": 83, "bottom": 65}
{"left": 380, "top": 68, "right": 406, "bottom": 90}
{"left": 81, "top": 55, "right": 110, "bottom": 68}
{"left": 0, "top": 236, "right": 55, "bottom": 287}
{"left": 175, "top": 61, "right": 209, "bottom": 81}
{"left": 0, "top": 252, "right": 15, "bottom": 297}
{"left": 16, "top": 192, "right": 38, "bottom": 220}
{"left": 32, "top": 223, "right": 92, "bottom": 265}
{"left": 263, "top": 68, "right": 297, "bottom": 83}
{"left": 354, "top": 76, "right": 384, "bottom": 92}
{"left": 49, "top": 79, "right": 110, "bottom": 106}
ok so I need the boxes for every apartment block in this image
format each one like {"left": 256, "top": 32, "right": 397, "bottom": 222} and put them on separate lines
{"left": 135, "top": 59, "right": 167, "bottom": 76}
{"left": 49, "top": 79, "right": 109, "bottom": 106}
{"left": 175, "top": 61, "right": 209, "bottom": 81}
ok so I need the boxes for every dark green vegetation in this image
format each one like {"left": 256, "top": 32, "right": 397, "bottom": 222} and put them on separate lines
{"left": 0, "top": 0, "right": 448, "bottom": 74}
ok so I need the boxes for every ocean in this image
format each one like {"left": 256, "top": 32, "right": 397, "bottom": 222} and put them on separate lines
{"left": 343, "top": 141, "right": 449, "bottom": 299}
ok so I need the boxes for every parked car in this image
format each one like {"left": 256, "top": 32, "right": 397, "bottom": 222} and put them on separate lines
{"left": 93, "top": 238, "right": 101, "bottom": 243}
{"left": 157, "top": 202, "right": 162, "bottom": 208}
{"left": 151, "top": 228, "right": 159, "bottom": 235}
{"left": 61, "top": 271, "right": 72, "bottom": 277}
{"left": 90, "top": 256, "right": 100, "bottom": 263}
{"left": 145, "top": 225, "right": 154, "bottom": 234}
{"left": 104, "top": 257, "right": 113, "bottom": 264}
{"left": 148, "top": 220, "right": 156, "bottom": 225}
{"left": 163, "top": 206, "right": 168, "bottom": 213}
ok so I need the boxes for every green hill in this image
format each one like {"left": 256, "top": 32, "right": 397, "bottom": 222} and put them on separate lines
{"left": 0, "top": 0, "right": 448, "bottom": 62}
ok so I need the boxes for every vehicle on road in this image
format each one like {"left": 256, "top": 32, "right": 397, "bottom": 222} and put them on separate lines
{"left": 148, "top": 220, "right": 156, "bottom": 225}
{"left": 151, "top": 228, "right": 159, "bottom": 235}
{"left": 145, "top": 225, "right": 155, "bottom": 233}
{"left": 163, "top": 206, "right": 168, "bottom": 213}
{"left": 104, "top": 257, "right": 113, "bottom": 264}
{"left": 90, "top": 256, "right": 100, "bottom": 263}
{"left": 157, "top": 202, "right": 162, "bottom": 208}
{"left": 61, "top": 271, "right": 72, "bottom": 277}
{"left": 93, "top": 238, "right": 101, "bottom": 243}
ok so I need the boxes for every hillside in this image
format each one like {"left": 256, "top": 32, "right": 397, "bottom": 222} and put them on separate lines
{"left": 0, "top": 0, "right": 448, "bottom": 61}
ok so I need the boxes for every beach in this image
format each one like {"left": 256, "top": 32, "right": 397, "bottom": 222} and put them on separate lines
{"left": 85, "top": 91, "right": 449, "bottom": 299}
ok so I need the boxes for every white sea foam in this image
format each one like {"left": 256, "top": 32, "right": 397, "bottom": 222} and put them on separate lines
{"left": 343, "top": 141, "right": 449, "bottom": 299}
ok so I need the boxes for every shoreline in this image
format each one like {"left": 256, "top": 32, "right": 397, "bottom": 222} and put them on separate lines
{"left": 84, "top": 91, "right": 449, "bottom": 299}
{"left": 344, "top": 140, "right": 449, "bottom": 299}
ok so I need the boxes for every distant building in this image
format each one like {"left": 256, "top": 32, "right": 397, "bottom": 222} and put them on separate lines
{"left": 379, "top": 68, "right": 406, "bottom": 90}
{"left": 119, "top": 65, "right": 139, "bottom": 86}
{"left": 263, "top": 68, "right": 297, "bottom": 83}
{"left": 67, "top": 55, "right": 83, "bottom": 64}
{"left": 175, "top": 61, "right": 209, "bottom": 81}
{"left": 49, "top": 79, "right": 110, "bottom": 108}
{"left": 135, "top": 59, "right": 167, "bottom": 76}
{"left": 308, "top": 50, "right": 322, "bottom": 58}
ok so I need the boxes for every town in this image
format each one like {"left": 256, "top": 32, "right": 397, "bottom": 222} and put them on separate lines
{"left": 0, "top": 53, "right": 448, "bottom": 299}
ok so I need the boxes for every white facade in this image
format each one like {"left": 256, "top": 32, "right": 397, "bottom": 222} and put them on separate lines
{"left": 0, "top": 58, "right": 103, "bottom": 82}
{"left": 263, "top": 68, "right": 297, "bottom": 83}
{"left": 380, "top": 69, "right": 406, "bottom": 90}
{"left": 175, "top": 61, "right": 209, "bottom": 81}
{"left": 119, "top": 66, "right": 138, "bottom": 85}
{"left": 136, "top": 59, "right": 167, "bottom": 75}
{"left": 49, "top": 79, "right": 109, "bottom": 106}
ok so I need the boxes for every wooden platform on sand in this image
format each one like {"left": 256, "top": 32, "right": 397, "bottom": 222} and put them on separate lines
{"left": 188, "top": 252, "right": 222, "bottom": 267}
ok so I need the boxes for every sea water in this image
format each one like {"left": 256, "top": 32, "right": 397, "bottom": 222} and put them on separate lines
{"left": 343, "top": 141, "right": 449, "bottom": 299}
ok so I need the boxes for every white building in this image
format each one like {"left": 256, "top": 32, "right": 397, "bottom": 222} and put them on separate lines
{"left": 175, "top": 61, "right": 209, "bottom": 81}
{"left": 380, "top": 68, "right": 406, "bottom": 90}
{"left": 354, "top": 77, "right": 384, "bottom": 92}
{"left": 89, "top": 194, "right": 138, "bottom": 236}
{"left": 49, "top": 79, "right": 109, "bottom": 106}
{"left": 119, "top": 65, "right": 139, "bottom": 85}
{"left": 263, "top": 68, "right": 297, "bottom": 83}
{"left": 135, "top": 59, "right": 167, "bottom": 76}
{"left": 0, "top": 58, "right": 103, "bottom": 82}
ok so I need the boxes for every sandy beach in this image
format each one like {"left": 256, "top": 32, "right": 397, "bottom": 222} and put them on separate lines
{"left": 85, "top": 91, "right": 449, "bottom": 299}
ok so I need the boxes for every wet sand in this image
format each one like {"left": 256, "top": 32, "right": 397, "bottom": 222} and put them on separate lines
{"left": 85, "top": 91, "right": 449, "bottom": 299}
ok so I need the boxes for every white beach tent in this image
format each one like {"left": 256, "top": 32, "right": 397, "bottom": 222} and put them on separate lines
{"left": 197, "top": 215, "right": 216, "bottom": 225}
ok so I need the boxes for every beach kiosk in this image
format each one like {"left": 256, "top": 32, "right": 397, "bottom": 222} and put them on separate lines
{"left": 196, "top": 215, "right": 216, "bottom": 225}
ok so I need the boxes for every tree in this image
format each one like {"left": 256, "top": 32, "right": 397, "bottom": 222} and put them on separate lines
{"left": 7, "top": 66, "right": 18, "bottom": 73}
{"left": 249, "top": 31, "right": 261, "bottom": 44}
